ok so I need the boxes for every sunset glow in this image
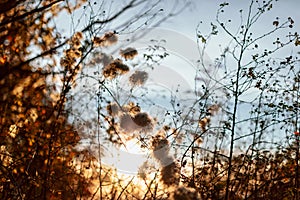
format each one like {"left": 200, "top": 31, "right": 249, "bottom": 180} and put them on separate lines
{"left": 102, "top": 138, "right": 149, "bottom": 175}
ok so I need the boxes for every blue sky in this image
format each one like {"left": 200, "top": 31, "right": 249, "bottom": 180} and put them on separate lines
{"left": 162, "top": 0, "right": 300, "bottom": 58}
{"left": 56, "top": 0, "right": 300, "bottom": 60}
{"left": 58, "top": 0, "right": 300, "bottom": 159}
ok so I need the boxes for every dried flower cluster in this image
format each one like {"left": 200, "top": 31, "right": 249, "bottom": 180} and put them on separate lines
{"left": 70, "top": 32, "right": 83, "bottom": 48}
{"left": 102, "top": 59, "right": 129, "bottom": 79}
{"left": 60, "top": 32, "right": 83, "bottom": 71}
{"left": 119, "top": 111, "right": 153, "bottom": 133}
{"left": 119, "top": 113, "right": 138, "bottom": 133}
{"left": 93, "top": 32, "right": 118, "bottom": 47}
{"left": 123, "top": 101, "right": 141, "bottom": 115}
{"left": 129, "top": 70, "right": 148, "bottom": 86}
{"left": 120, "top": 47, "right": 138, "bottom": 60}
{"left": 160, "top": 162, "right": 180, "bottom": 186}
{"left": 133, "top": 112, "right": 152, "bottom": 127}
{"left": 151, "top": 135, "right": 169, "bottom": 154}
{"left": 151, "top": 134, "right": 180, "bottom": 186}
{"left": 88, "top": 52, "right": 113, "bottom": 67}
{"left": 107, "top": 102, "right": 153, "bottom": 134}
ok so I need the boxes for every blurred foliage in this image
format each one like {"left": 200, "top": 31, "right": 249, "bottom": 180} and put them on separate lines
{"left": 0, "top": 0, "right": 92, "bottom": 199}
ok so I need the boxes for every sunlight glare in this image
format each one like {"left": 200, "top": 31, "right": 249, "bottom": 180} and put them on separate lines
{"left": 102, "top": 138, "right": 149, "bottom": 175}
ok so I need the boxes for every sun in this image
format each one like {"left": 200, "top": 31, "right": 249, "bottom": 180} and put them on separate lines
{"left": 102, "top": 138, "right": 149, "bottom": 175}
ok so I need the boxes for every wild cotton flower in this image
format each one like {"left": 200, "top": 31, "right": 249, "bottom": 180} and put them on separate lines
{"left": 133, "top": 112, "right": 151, "bottom": 127}
{"left": 133, "top": 112, "right": 153, "bottom": 133}
{"left": 119, "top": 113, "right": 138, "bottom": 133}
{"left": 93, "top": 31, "right": 118, "bottom": 47}
{"left": 119, "top": 112, "right": 153, "bottom": 134}
{"left": 151, "top": 134, "right": 169, "bottom": 152}
{"left": 120, "top": 47, "right": 138, "bottom": 60}
{"left": 102, "top": 59, "right": 129, "bottom": 79}
{"left": 129, "top": 70, "right": 148, "bottom": 86}
{"left": 151, "top": 134, "right": 170, "bottom": 163}
{"left": 160, "top": 162, "right": 180, "bottom": 186}
{"left": 117, "top": 102, "right": 153, "bottom": 133}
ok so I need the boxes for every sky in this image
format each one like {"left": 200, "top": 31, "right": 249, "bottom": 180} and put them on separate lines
{"left": 162, "top": 0, "right": 300, "bottom": 57}
{"left": 55, "top": 0, "right": 300, "bottom": 173}
{"left": 56, "top": 0, "right": 300, "bottom": 60}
